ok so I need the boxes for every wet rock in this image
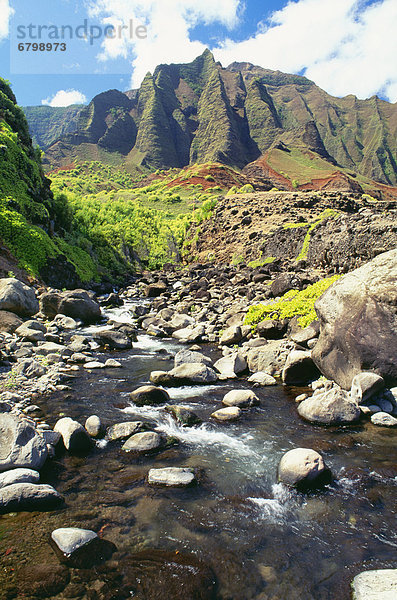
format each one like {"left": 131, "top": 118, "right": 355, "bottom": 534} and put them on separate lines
{"left": 0, "top": 483, "right": 63, "bottom": 514}
{"left": 105, "top": 358, "right": 122, "bottom": 368}
{"left": 166, "top": 405, "right": 201, "bottom": 426}
{"left": 17, "top": 564, "right": 70, "bottom": 598}
{"left": 163, "top": 363, "right": 218, "bottom": 385}
{"left": 40, "top": 290, "right": 101, "bottom": 324}
{"left": 174, "top": 349, "right": 212, "bottom": 367}
{"left": 51, "top": 527, "right": 97, "bottom": 556}
{"left": 222, "top": 389, "right": 260, "bottom": 408}
{"left": 214, "top": 353, "right": 247, "bottom": 378}
{"left": 130, "top": 385, "right": 170, "bottom": 406}
{"left": 248, "top": 372, "right": 277, "bottom": 386}
{"left": 312, "top": 249, "right": 397, "bottom": 388}
{"left": 0, "top": 278, "right": 39, "bottom": 317}
{"left": 150, "top": 370, "right": 175, "bottom": 385}
{"left": 282, "top": 350, "right": 320, "bottom": 385}
{"left": 278, "top": 448, "right": 331, "bottom": 490}
{"left": 123, "top": 549, "right": 217, "bottom": 600}
{"left": 297, "top": 388, "right": 361, "bottom": 424}
{"left": 122, "top": 431, "right": 162, "bottom": 453}
{"left": 220, "top": 325, "right": 242, "bottom": 345}
{"left": 51, "top": 527, "right": 115, "bottom": 568}
{"left": 350, "top": 372, "right": 385, "bottom": 404}
{"left": 107, "top": 421, "right": 145, "bottom": 441}
{"left": 52, "top": 314, "right": 79, "bottom": 330}
{"left": 148, "top": 467, "right": 196, "bottom": 486}
{"left": 85, "top": 415, "right": 103, "bottom": 438}
{"left": 0, "top": 414, "right": 48, "bottom": 472}
{"left": 0, "top": 310, "right": 23, "bottom": 333}
{"left": 40, "top": 430, "right": 61, "bottom": 447}
{"left": 0, "top": 467, "right": 40, "bottom": 489}
{"left": 351, "top": 569, "right": 397, "bottom": 600}
{"left": 370, "top": 412, "right": 397, "bottom": 427}
{"left": 84, "top": 361, "right": 105, "bottom": 369}
{"left": 211, "top": 406, "right": 242, "bottom": 421}
{"left": 93, "top": 329, "right": 133, "bottom": 350}
{"left": 54, "top": 417, "right": 94, "bottom": 453}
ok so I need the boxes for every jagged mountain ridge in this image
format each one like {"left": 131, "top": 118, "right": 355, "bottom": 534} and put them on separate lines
{"left": 30, "top": 50, "right": 397, "bottom": 185}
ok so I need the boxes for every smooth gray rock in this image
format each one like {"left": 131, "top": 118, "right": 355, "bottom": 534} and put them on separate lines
{"left": 0, "top": 310, "right": 23, "bottom": 333}
{"left": 107, "top": 421, "right": 144, "bottom": 441}
{"left": 211, "top": 407, "right": 242, "bottom": 421}
{"left": 35, "top": 342, "right": 71, "bottom": 357}
{"left": 282, "top": 350, "right": 320, "bottom": 385}
{"left": 15, "top": 321, "right": 46, "bottom": 342}
{"left": 172, "top": 324, "right": 205, "bottom": 343}
{"left": 174, "top": 349, "right": 212, "bottom": 368}
{"left": 371, "top": 412, "right": 397, "bottom": 427}
{"left": 148, "top": 467, "right": 196, "bottom": 486}
{"left": 0, "top": 278, "right": 39, "bottom": 317}
{"left": 313, "top": 249, "right": 397, "bottom": 389}
{"left": 214, "top": 353, "right": 247, "bottom": 378}
{"left": 168, "top": 363, "right": 218, "bottom": 384}
{"left": 222, "top": 389, "right": 260, "bottom": 408}
{"left": 297, "top": 388, "right": 361, "bottom": 424}
{"left": 85, "top": 415, "right": 103, "bottom": 438}
{"left": 129, "top": 385, "right": 170, "bottom": 406}
{"left": 220, "top": 325, "right": 242, "bottom": 345}
{"left": 54, "top": 417, "right": 93, "bottom": 452}
{"left": 350, "top": 372, "right": 385, "bottom": 404}
{"left": 51, "top": 527, "right": 98, "bottom": 557}
{"left": 0, "top": 414, "right": 48, "bottom": 472}
{"left": 122, "top": 431, "right": 162, "bottom": 453}
{"left": 0, "top": 468, "right": 40, "bottom": 489}
{"left": 248, "top": 372, "right": 277, "bottom": 386}
{"left": 0, "top": 483, "right": 63, "bottom": 513}
{"left": 247, "top": 340, "right": 288, "bottom": 376}
{"left": 278, "top": 448, "right": 331, "bottom": 490}
{"left": 352, "top": 569, "right": 397, "bottom": 599}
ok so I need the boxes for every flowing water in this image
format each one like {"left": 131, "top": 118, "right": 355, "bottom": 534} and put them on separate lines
{"left": 1, "top": 303, "right": 397, "bottom": 599}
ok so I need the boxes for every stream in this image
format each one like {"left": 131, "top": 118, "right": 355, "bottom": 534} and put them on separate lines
{"left": 1, "top": 303, "right": 397, "bottom": 599}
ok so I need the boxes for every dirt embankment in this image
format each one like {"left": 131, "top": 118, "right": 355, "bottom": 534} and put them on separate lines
{"left": 188, "top": 191, "right": 397, "bottom": 273}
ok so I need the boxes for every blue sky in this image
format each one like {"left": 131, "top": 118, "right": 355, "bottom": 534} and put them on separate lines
{"left": 0, "top": 0, "right": 396, "bottom": 107}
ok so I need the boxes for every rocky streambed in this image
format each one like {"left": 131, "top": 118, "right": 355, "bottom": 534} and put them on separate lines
{"left": 0, "top": 256, "right": 397, "bottom": 599}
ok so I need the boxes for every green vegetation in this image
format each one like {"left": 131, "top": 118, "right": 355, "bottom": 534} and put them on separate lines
{"left": 244, "top": 275, "right": 340, "bottom": 329}
{"left": 247, "top": 256, "right": 275, "bottom": 268}
{"left": 22, "top": 105, "right": 83, "bottom": 149}
{"left": 296, "top": 209, "right": 339, "bottom": 261}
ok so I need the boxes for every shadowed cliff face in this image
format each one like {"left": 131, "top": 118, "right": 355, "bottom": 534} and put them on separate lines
{"left": 32, "top": 50, "right": 397, "bottom": 185}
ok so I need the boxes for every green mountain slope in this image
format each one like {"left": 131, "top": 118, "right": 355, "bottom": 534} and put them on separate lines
{"left": 23, "top": 105, "right": 83, "bottom": 149}
{"left": 25, "top": 50, "right": 397, "bottom": 186}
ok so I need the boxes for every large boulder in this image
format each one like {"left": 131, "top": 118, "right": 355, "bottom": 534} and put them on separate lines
{"left": 40, "top": 290, "right": 101, "bottom": 324}
{"left": 0, "top": 278, "right": 39, "bottom": 317}
{"left": 174, "top": 350, "right": 212, "bottom": 368}
{"left": 129, "top": 385, "right": 170, "bottom": 406}
{"left": 0, "top": 414, "right": 48, "bottom": 472}
{"left": 0, "top": 483, "right": 63, "bottom": 514}
{"left": 156, "top": 363, "right": 218, "bottom": 385}
{"left": 351, "top": 569, "right": 397, "bottom": 600}
{"left": 54, "top": 417, "right": 93, "bottom": 453}
{"left": 297, "top": 388, "right": 361, "bottom": 425}
{"left": 278, "top": 448, "right": 331, "bottom": 490}
{"left": 93, "top": 329, "right": 132, "bottom": 350}
{"left": 282, "top": 350, "right": 320, "bottom": 385}
{"left": 222, "top": 389, "right": 259, "bottom": 408}
{"left": 0, "top": 468, "right": 40, "bottom": 489}
{"left": 214, "top": 353, "right": 247, "bottom": 378}
{"left": 312, "top": 249, "right": 397, "bottom": 389}
{"left": 0, "top": 310, "right": 23, "bottom": 333}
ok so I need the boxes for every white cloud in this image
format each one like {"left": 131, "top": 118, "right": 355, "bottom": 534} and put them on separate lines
{"left": 42, "top": 89, "right": 87, "bottom": 107}
{"left": 0, "top": 0, "right": 13, "bottom": 41}
{"left": 87, "top": 0, "right": 241, "bottom": 87}
{"left": 87, "top": 0, "right": 397, "bottom": 103}
{"left": 214, "top": 0, "right": 397, "bottom": 103}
